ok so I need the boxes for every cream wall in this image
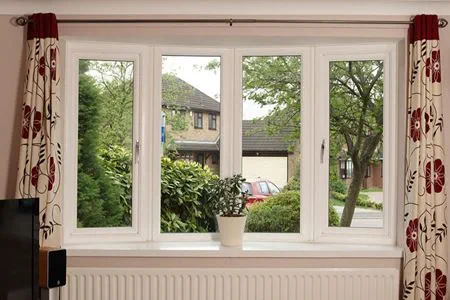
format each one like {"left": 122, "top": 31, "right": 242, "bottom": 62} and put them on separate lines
{"left": 0, "top": 15, "right": 449, "bottom": 272}
{"left": 0, "top": 16, "right": 25, "bottom": 199}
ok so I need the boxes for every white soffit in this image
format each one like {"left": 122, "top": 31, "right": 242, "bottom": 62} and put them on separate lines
{"left": 1, "top": 0, "right": 450, "bottom": 16}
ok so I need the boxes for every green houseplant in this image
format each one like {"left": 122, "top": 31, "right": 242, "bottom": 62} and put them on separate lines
{"left": 212, "top": 174, "right": 249, "bottom": 246}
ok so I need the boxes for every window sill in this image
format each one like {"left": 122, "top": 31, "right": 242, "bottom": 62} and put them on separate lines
{"left": 65, "top": 241, "right": 403, "bottom": 258}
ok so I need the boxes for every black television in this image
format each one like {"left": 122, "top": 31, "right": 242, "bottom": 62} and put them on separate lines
{"left": 0, "top": 198, "right": 39, "bottom": 300}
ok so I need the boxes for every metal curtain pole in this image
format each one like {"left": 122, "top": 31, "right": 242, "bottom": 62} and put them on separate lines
{"left": 14, "top": 16, "right": 449, "bottom": 28}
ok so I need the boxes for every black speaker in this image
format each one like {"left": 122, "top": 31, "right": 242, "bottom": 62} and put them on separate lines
{"left": 39, "top": 247, "right": 67, "bottom": 288}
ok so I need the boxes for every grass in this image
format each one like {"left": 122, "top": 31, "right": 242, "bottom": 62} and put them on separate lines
{"left": 361, "top": 187, "right": 383, "bottom": 193}
{"left": 330, "top": 198, "right": 345, "bottom": 207}
{"left": 330, "top": 192, "right": 382, "bottom": 210}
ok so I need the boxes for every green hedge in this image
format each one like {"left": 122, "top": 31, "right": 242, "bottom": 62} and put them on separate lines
{"left": 331, "top": 191, "right": 383, "bottom": 210}
{"left": 160, "top": 156, "right": 219, "bottom": 233}
{"left": 246, "top": 191, "right": 340, "bottom": 232}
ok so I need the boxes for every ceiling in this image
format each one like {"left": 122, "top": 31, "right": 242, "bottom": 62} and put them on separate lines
{"left": 1, "top": 0, "right": 450, "bottom": 16}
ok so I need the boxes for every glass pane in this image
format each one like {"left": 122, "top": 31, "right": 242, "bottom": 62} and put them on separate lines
{"left": 77, "top": 60, "right": 134, "bottom": 228}
{"left": 328, "top": 60, "right": 384, "bottom": 228}
{"left": 161, "top": 55, "right": 221, "bottom": 233}
{"left": 242, "top": 55, "right": 302, "bottom": 234}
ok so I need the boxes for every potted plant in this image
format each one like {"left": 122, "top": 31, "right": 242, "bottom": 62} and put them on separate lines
{"left": 213, "top": 174, "right": 248, "bottom": 246}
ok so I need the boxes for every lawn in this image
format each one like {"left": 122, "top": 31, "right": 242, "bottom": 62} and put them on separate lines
{"left": 360, "top": 187, "right": 383, "bottom": 193}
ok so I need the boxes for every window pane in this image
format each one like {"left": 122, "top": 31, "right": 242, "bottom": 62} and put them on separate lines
{"left": 77, "top": 60, "right": 134, "bottom": 228}
{"left": 242, "top": 55, "right": 302, "bottom": 234}
{"left": 161, "top": 55, "right": 221, "bottom": 233}
{"left": 328, "top": 60, "right": 384, "bottom": 228}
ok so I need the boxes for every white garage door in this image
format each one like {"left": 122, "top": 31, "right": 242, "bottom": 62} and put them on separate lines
{"left": 242, "top": 156, "right": 288, "bottom": 188}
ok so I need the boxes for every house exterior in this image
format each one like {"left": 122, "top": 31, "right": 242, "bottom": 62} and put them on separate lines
{"left": 162, "top": 75, "right": 221, "bottom": 174}
{"left": 242, "top": 120, "right": 299, "bottom": 188}
{"left": 162, "top": 76, "right": 298, "bottom": 187}
{"left": 163, "top": 76, "right": 382, "bottom": 190}
{"left": 338, "top": 158, "right": 383, "bottom": 189}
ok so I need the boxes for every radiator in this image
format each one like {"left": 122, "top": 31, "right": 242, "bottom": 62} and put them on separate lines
{"left": 62, "top": 268, "right": 399, "bottom": 300}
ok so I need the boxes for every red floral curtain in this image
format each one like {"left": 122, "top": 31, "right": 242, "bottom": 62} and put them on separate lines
{"left": 15, "top": 13, "right": 61, "bottom": 247}
{"left": 404, "top": 15, "right": 447, "bottom": 300}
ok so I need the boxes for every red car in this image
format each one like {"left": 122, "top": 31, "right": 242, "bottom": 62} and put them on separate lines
{"left": 242, "top": 180, "right": 281, "bottom": 205}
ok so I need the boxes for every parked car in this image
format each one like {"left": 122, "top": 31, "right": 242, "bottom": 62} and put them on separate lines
{"left": 242, "top": 179, "right": 281, "bottom": 205}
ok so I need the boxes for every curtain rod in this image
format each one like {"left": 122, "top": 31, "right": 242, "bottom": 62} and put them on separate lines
{"left": 14, "top": 16, "right": 449, "bottom": 28}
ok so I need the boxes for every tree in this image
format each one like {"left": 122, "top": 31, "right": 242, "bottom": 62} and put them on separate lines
{"left": 330, "top": 61, "right": 383, "bottom": 226}
{"left": 239, "top": 57, "right": 383, "bottom": 227}
{"left": 77, "top": 60, "right": 125, "bottom": 227}
{"left": 89, "top": 61, "right": 134, "bottom": 147}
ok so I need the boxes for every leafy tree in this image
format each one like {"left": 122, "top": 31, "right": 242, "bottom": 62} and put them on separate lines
{"left": 237, "top": 57, "right": 383, "bottom": 227}
{"left": 329, "top": 61, "right": 383, "bottom": 226}
{"left": 89, "top": 61, "right": 134, "bottom": 147}
{"left": 77, "top": 60, "right": 125, "bottom": 227}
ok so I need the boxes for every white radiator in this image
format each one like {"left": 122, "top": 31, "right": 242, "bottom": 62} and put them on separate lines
{"left": 62, "top": 268, "right": 399, "bottom": 300}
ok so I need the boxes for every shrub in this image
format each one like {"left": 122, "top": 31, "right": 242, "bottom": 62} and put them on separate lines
{"left": 160, "top": 156, "right": 219, "bottom": 233}
{"left": 99, "top": 144, "right": 133, "bottom": 226}
{"left": 246, "top": 191, "right": 340, "bottom": 232}
{"left": 328, "top": 203, "right": 340, "bottom": 227}
{"left": 283, "top": 177, "right": 300, "bottom": 192}
{"left": 330, "top": 191, "right": 383, "bottom": 210}
{"left": 329, "top": 171, "right": 347, "bottom": 194}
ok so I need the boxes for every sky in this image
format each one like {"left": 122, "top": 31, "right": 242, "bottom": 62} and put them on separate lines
{"left": 162, "top": 56, "right": 272, "bottom": 120}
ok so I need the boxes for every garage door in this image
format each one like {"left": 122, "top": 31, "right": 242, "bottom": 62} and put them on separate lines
{"left": 242, "top": 156, "right": 288, "bottom": 188}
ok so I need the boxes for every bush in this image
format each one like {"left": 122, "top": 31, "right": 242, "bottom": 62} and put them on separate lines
{"left": 282, "top": 177, "right": 300, "bottom": 192}
{"left": 99, "top": 145, "right": 133, "bottom": 226}
{"left": 246, "top": 191, "right": 340, "bottom": 232}
{"left": 328, "top": 203, "right": 340, "bottom": 227}
{"left": 330, "top": 191, "right": 383, "bottom": 210}
{"left": 160, "top": 156, "right": 219, "bottom": 233}
{"left": 329, "top": 171, "right": 347, "bottom": 194}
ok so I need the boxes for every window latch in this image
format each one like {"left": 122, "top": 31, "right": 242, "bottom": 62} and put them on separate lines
{"left": 135, "top": 140, "right": 140, "bottom": 164}
{"left": 320, "top": 139, "right": 325, "bottom": 164}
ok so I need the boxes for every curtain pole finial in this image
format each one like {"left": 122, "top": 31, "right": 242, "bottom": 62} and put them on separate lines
{"left": 438, "top": 18, "right": 448, "bottom": 28}
{"left": 15, "top": 16, "right": 30, "bottom": 26}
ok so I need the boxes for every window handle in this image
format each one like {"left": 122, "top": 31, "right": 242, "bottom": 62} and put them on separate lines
{"left": 135, "top": 140, "right": 140, "bottom": 164}
{"left": 320, "top": 139, "right": 325, "bottom": 164}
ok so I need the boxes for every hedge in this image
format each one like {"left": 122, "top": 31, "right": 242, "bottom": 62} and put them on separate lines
{"left": 246, "top": 191, "right": 340, "bottom": 232}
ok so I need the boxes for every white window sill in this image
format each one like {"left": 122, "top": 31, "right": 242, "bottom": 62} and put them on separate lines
{"left": 65, "top": 241, "right": 403, "bottom": 258}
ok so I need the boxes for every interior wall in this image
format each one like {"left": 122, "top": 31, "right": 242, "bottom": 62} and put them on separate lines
{"left": 0, "top": 15, "right": 449, "bottom": 272}
{"left": 0, "top": 16, "right": 25, "bottom": 199}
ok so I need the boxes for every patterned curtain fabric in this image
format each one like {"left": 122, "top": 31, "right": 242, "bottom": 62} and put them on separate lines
{"left": 404, "top": 15, "right": 448, "bottom": 300}
{"left": 15, "top": 13, "right": 61, "bottom": 247}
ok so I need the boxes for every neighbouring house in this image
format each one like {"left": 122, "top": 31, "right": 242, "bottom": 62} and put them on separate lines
{"left": 337, "top": 156, "right": 383, "bottom": 189}
{"left": 162, "top": 75, "right": 299, "bottom": 187}
{"left": 242, "top": 120, "right": 299, "bottom": 188}
{"left": 162, "top": 75, "right": 221, "bottom": 174}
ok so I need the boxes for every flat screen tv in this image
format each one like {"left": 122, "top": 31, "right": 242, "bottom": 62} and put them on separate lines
{"left": 0, "top": 198, "right": 39, "bottom": 300}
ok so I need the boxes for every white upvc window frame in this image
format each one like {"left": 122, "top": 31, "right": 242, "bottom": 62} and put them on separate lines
{"left": 152, "top": 46, "right": 234, "bottom": 242}
{"left": 62, "top": 40, "right": 397, "bottom": 247}
{"left": 313, "top": 44, "right": 398, "bottom": 245}
{"left": 63, "top": 41, "right": 152, "bottom": 245}
{"left": 234, "top": 47, "right": 313, "bottom": 242}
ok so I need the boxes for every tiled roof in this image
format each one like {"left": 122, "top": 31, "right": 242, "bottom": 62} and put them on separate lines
{"left": 242, "top": 120, "right": 292, "bottom": 152}
{"left": 162, "top": 75, "right": 220, "bottom": 113}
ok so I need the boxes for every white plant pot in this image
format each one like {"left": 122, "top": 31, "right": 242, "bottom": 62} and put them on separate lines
{"left": 217, "top": 215, "right": 247, "bottom": 246}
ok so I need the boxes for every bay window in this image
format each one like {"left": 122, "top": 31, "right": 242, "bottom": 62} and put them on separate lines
{"left": 63, "top": 41, "right": 397, "bottom": 245}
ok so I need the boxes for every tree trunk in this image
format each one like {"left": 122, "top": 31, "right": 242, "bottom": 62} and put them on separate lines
{"left": 340, "top": 164, "right": 365, "bottom": 227}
